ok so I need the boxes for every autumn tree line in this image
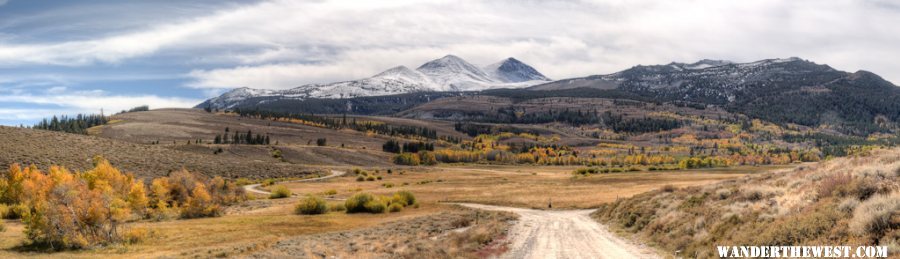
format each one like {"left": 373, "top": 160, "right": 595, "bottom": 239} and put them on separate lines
{"left": 0, "top": 157, "right": 245, "bottom": 249}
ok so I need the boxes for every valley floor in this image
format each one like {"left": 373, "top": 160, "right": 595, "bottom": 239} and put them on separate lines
{"left": 0, "top": 164, "right": 786, "bottom": 258}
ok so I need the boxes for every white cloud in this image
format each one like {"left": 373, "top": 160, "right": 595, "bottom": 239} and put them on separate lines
{"left": 1, "top": 0, "right": 900, "bottom": 88}
{"left": 0, "top": 92, "right": 202, "bottom": 124}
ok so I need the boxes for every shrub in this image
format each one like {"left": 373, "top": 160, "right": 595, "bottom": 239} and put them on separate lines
{"left": 356, "top": 175, "right": 365, "bottom": 181}
{"left": 295, "top": 195, "right": 328, "bottom": 215}
{"left": 0, "top": 203, "right": 22, "bottom": 219}
{"left": 388, "top": 203, "right": 403, "bottom": 213}
{"left": 6, "top": 158, "right": 149, "bottom": 248}
{"left": 393, "top": 190, "right": 417, "bottom": 206}
{"left": 839, "top": 197, "right": 861, "bottom": 213}
{"left": 345, "top": 193, "right": 375, "bottom": 213}
{"left": 364, "top": 200, "right": 387, "bottom": 213}
{"left": 234, "top": 178, "right": 253, "bottom": 186}
{"left": 366, "top": 176, "right": 376, "bottom": 181}
{"left": 124, "top": 228, "right": 148, "bottom": 244}
{"left": 269, "top": 185, "right": 292, "bottom": 199}
{"left": 393, "top": 153, "right": 421, "bottom": 166}
{"left": 323, "top": 189, "right": 338, "bottom": 196}
{"left": 817, "top": 173, "right": 852, "bottom": 199}
{"left": 850, "top": 193, "right": 900, "bottom": 238}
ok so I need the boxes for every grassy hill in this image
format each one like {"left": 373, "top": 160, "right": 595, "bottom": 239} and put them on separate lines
{"left": 0, "top": 125, "right": 320, "bottom": 179}
{"left": 592, "top": 149, "right": 900, "bottom": 258}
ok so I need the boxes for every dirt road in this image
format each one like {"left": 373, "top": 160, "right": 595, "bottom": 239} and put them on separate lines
{"left": 243, "top": 170, "right": 346, "bottom": 195}
{"left": 457, "top": 203, "right": 659, "bottom": 259}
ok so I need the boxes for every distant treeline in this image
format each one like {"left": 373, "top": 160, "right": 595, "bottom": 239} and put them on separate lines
{"left": 213, "top": 127, "right": 270, "bottom": 145}
{"left": 33, "top": 114, "right": 108, "bottom": 134}
{"left": 233, "top": 109, "right": 439, "bottom": 140}
{"left": 382, "top": 140, "right": 434, "bottom": 153}
{"left": 453, "top": 110, "right": 681, "bottom": 134}
{"left": 453, "top": 122, "right": 542, "bottom": 137}
{"left": 783, "top": 132, "right": 900, "bottom": 157}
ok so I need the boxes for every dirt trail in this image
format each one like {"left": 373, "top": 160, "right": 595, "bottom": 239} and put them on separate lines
{"left": 457, "top": 203, "right": 659, "bottom": 259}
{"left": 243, "top": 170, "right": 345, "bottom": 195}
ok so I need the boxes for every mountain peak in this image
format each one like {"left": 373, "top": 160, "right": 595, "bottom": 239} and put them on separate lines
{"left": 484, "top": 57, "right": 550, "bottom": 82}
{"left": 417, "top": 54, "right": 495, "bottom": 91}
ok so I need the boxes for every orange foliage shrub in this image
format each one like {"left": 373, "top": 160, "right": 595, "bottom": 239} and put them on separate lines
{"left": 0, "top": 156, "right": 246, "bottom": 248}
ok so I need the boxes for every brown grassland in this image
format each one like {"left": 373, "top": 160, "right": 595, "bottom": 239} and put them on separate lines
{"left": 593, "top": 148, "right": 900, "bottom": 258}
{"left": 0, "top": 162, "right": 767, "bottom": 258}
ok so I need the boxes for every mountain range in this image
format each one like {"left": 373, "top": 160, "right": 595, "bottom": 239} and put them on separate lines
{"left": 198, "top": 55, "right": 550, "bottom": 109}
{"left": 197, "top": 56, "right": 900, "bottom": 136}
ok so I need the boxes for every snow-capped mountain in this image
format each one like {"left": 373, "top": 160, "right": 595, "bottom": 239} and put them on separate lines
{"left": 198, "top": 55, "right": 550, "bottom": 109}
{"left": 484, "top": 57, "right": 550, "bottom": 83}
{"left": 416, "top": 55, "right": 497, "bottom": 91}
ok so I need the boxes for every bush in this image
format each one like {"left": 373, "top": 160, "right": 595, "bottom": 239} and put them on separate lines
{"left": 295, "top": 195, "right": 328, "bottom": 215}
{"left": 356, "top": 175, "right": 365, "bottom": 181}
{"left": 850, "top": 193, "right": 900, "bottom": 238}
{"left": 345, "top": 193, "right": 376, "bottom": 213}
{"left": 388, "top": 203, "right": 403, "bottom": 213}
{"left": 393, "top": 190, "right": 417, "bottom": 206}
{"left": 4, "top": 158, "right": 149, "bottom": 248}
{"left": 269, "top": 185, "right": 292, "bottom": 199}
{"left": 0, "top": 204, "right": 22, "bottom": 219}
{"left": 366, "top": 176, "right": 376, "bottom": 181}
{"left": 124, "top": 228, "right": 148, "bottom": 244}
{"left": 323, "top": 189, "right": 338, "bottom": 196}
{"left": 364, "top": 200, "right": 387, "bottom": 213}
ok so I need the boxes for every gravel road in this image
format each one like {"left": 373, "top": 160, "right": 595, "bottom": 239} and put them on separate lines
{"left": 457, "top": 203, "right": 660, "bottom": 259}
{"left": 242, "top": 170, "right": 346, "bottom": 195}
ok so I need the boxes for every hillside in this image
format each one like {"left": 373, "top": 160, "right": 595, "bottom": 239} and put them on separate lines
{"left": 592, "top": 149, "right": 900, "bottom": 258}
{"left": 0, "top": 125, "right": 320, "bottom": 179}
{"left": 533, "top": 58, "right": 900, "bottom": 135}
{"left": 94, "top": 109, "right": 397, "bottom": 167}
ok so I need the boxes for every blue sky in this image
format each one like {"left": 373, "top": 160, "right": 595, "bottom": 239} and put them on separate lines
{"left": 1, "top": 0, "right": 899, "bottom": 126}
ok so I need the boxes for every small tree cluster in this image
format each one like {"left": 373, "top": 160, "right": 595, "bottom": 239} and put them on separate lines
{"left": 0, "top": 157, "right": 246, "bottom": 248}
{"left": 214, "top": 128, "right": 270, "bottom": 145}
{"left": 33, "top": 114, "right": 108, "bottom": 135}
{"left": 393, "top": 151, "right": 438, "bottom": 166}
{"left": 382, "top": 140, "right": 434, "bottom": 154}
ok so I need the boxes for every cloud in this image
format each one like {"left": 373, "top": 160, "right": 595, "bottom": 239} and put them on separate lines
{"left": 1, "top": 0, "right": 900, "bottom": 88}
{"left": 0, "top": 91, "right": 202, "bottom": 125}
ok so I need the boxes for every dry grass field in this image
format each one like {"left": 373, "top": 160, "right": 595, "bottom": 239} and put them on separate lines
{"left": 593, "top": 148, "right": 900, "bottom": 258}
{"left": 93, "top": 109, "right": 402, "bottom": 167}
{"left": 0, "top": 126, "right": 320, "bottom": 179}
{"left": 0, "top": 162, "right": 780, "bottom": 258}
{"left": 279, "top": 164, "right": 785, "bottom": 209}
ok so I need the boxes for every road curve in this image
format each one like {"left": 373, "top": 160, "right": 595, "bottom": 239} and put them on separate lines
{"left": 456, "top": 203, "right": 660, "bottom": 259}
{"left": 243, "top": 170, "right": 346, "bottom": 196}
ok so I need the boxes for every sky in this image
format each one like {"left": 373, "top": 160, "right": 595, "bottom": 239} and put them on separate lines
{"left": 1, "top": 0, "right": 899, "bottom": 126}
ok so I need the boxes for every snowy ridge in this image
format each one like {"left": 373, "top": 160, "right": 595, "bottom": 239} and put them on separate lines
{"left": 199, "top": 55, "right": 551, "bottom": 109}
